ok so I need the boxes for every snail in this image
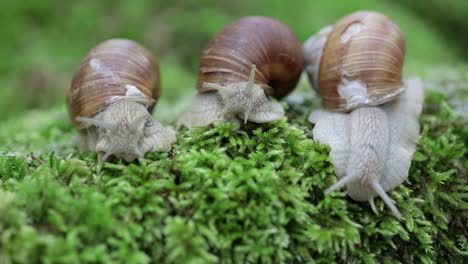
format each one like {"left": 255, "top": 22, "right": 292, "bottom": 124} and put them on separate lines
{"left": 177, "top": 16, "right": 303, "bottom": 128}
{"left": 67, "top": 38, "right": 176, "bottom": 163}
{"left": 304, "top": 11, "right": 424, "bottom": 218}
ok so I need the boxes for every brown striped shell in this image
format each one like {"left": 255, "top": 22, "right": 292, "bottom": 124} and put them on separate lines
{"left": 317, "top": 11, "right": 406, "bottom": 111}
{"left": 67, "top": 38, "right": 160, "bottom": 129}
{"left": 197, "top": 16, "right": 303, "bottom": 99}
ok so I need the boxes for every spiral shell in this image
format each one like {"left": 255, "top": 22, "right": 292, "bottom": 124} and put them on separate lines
{"left": 313, "top": 11, "right": 406, "bottom": 111}
{"left": 67, "top": 38, "right": 160, "bottom": 128}
{"left": 197, "top": 16, "right": 303, "bottom": 99}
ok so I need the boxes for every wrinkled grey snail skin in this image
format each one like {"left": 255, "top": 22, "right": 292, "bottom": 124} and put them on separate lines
{"left": 309, "top": 79, "right": 424, "bottom": 218}
{"left": 304, "top": 11, "right": 424, "bottom": 218}
{"left": 177, "top": 65, "right": 285, "bottom": 129}
{"left": 76, "top": 97, "right": 176, "bottom": 163}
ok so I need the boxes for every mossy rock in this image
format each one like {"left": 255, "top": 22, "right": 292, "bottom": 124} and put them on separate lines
{"left": 0, "top": 88, "right": 466, "bottom": 263}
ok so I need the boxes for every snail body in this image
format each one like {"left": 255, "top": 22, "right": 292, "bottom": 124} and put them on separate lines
{"left": 67, "top": 38, "right": 176, "bottom": 162}
{"left": 305, "top": 11, "right": 424, "bottom": 218}
{"left": 178, "top": 16, "right": 304, "bottom": 128}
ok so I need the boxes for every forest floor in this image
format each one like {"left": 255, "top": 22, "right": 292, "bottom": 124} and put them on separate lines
{"left": 0, "top": 69, "right": 466, "bottom": 263}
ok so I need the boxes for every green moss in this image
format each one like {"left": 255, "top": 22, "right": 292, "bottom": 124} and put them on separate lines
{"left": 0, "top": 88, "right": 466, "bottom": 263}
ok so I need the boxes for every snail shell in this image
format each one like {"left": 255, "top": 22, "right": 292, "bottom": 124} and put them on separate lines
{"left": 178, "top": 16, "right": 303, "bottom": 128}
{"left": 305, "top": 12, "right": 424, "bottom": 218}
{"left": 68, "top": 38, "right": 160, "bottom": 129}
{"left": 306, "top": 11, "right": 406, "bottom": 111}
{"left": 67, "top": 38, "right": 175, "bottom": 162}
{"left": 197, "top": 16, "right": 303, "bottom": 99}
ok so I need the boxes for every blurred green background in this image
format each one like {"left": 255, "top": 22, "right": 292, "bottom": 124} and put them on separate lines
{"left": 0, "top": 0, "right": 467, "bottom": 122}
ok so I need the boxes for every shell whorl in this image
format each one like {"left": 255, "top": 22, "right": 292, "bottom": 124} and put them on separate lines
{"left": 197, "top": 16, "right": 304, "bottom": 99}
{"left": 311, "top": 11, "right": 406, "bottom": 111}
{"left": 67, "top": 38, "right": 160, "bottom": 128}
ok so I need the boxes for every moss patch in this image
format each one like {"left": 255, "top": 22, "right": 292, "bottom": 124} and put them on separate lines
{"left": 0, "top": 89, "right": 467, "bottom": 263}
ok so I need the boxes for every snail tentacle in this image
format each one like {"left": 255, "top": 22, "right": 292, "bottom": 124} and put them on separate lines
{"left": 76, "top": 116, "right": 117, "bottom": 131}
{"left": 202, "top": 82, "right": 232, "bottom": 95}
{"left": 98, "top": 144, "right": 115, "bottom": 164}
{"left": 369, "top": 197, "right": 378, "bottom": 214}
{"left": 324, "top": 172, "right": 358, "bottom": 195}
{"left": 371, "top": 179, "right": 402, "bottom": 219}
